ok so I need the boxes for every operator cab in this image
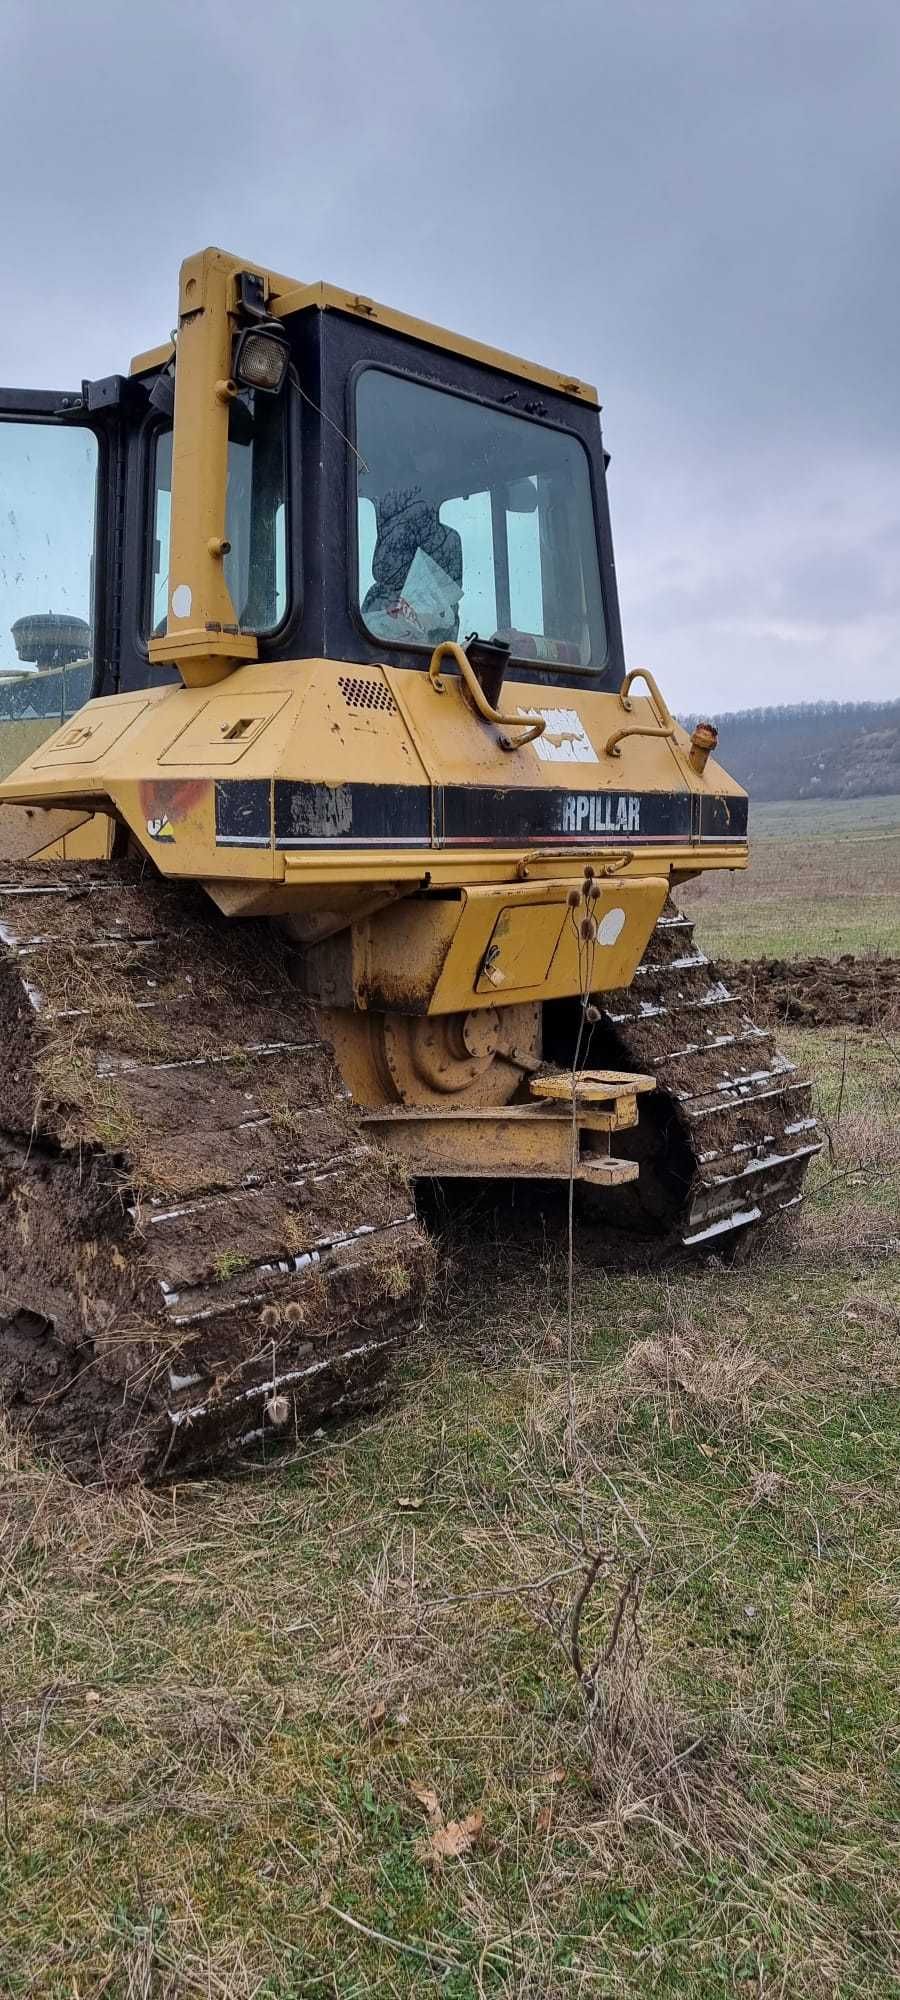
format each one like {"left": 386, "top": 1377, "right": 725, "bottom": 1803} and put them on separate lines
{"left": 0, "top": 263, "right": 624, "bottom": 784}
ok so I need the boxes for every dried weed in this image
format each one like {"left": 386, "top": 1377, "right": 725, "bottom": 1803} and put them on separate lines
{"left": 622, "top": 1329, "right": 767, "bottom": 1431}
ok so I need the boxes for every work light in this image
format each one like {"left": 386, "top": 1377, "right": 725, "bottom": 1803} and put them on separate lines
{"left": 232, "top": 323, "right": 290, "bottom": 395}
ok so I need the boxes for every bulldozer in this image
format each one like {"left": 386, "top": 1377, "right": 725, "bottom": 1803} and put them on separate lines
{"left": 0, "top": 248, "right": 821, "bottom": 1483}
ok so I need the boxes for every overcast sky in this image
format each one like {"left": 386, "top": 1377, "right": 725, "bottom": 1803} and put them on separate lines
{"left": 1, "top": 0, "right": 897, "bottom": 713}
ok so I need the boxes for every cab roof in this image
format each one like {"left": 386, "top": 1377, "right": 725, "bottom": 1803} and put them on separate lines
{"left": 130, "top": 269, "right": 599, "bottom": 409}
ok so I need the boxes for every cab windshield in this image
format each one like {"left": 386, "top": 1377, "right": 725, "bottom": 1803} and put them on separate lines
{"left": 355, "top": 368, "right": 606, "bottom": 671}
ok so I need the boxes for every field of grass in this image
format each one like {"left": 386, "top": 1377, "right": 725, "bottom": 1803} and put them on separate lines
{"left": 2, "top": 1021, "right": 899, "bottom": 1998}
{"left": 681, "top": 793, "right": 900, "bottom": 960}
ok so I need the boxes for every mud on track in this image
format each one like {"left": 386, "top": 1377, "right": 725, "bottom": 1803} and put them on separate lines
{"left": 0, "top": 861, "right": 430, "bottom": 1485}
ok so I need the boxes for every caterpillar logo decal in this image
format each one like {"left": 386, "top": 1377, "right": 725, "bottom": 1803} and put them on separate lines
{"left": 561, "top": 793, "right": 641, "bottom": 834}
{"left": 146, "top": 813, "right": 176, "bottom": 844}
{"left": 517, "top": 706, "right": 598, "bottom": 764}
{"left": 214, "top": 779, "right": 747, "bottom": 849}
{"left": 139, "top": 777, "right": 212, "bottom": 848}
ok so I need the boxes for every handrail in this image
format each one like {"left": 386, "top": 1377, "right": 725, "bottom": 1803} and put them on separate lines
{"left": 604, "top": 722, "right": 677, "bottom": 757}
{"left": 428, "top": 643, "right": 546, "bottom": 751}
{"left": 617, "top": 667, "right": 675, "bottom": 726}
{"left": 604, "top": 667, "right": 677, "bottom": 758}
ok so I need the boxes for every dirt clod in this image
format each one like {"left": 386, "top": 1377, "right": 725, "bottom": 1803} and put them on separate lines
{"left": 719, "top": 954, "right": 900, "bottom": 1028}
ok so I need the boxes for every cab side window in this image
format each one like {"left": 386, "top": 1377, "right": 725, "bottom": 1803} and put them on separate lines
{"left": 0, "top": 420, "right": 97, "bottom": 775}
{"left": 148, "top": 388, "right": 288, "bottom": 638}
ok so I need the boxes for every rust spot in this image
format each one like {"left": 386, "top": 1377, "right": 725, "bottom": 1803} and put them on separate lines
{"left": 138, "top": 777, "right": 211, "bottom": 824}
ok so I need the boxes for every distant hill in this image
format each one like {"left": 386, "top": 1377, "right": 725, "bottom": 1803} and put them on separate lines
{"left": 680, "top": 699, "right": 900, "bottom": 802}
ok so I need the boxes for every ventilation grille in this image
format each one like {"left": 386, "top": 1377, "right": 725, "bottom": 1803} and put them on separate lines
{"left": 338, "top": 674, "right": 397, "bottom": 715}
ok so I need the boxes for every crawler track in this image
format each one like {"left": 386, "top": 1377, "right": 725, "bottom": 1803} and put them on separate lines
{"left": 0, "top": 869, "right": 824, "bottom": 1481}
{"left": 593, "top": 902, "right": 823, "bottom": 1248}
{"left": 0, "top": 863, "right": 429, "bottom": 1483}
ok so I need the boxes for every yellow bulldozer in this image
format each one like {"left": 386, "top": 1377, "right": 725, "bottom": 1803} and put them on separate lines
{"left": 0, "top": 248, "right": 821, "bottom": 1481}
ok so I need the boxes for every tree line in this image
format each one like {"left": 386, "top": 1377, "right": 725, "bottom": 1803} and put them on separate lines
{"left": 678, "top": 699, "right": 900, "bottom": 801}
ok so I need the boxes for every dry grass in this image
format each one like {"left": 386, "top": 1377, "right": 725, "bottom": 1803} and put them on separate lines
{"left": 622, "top": 1328, "right": 766, "bottom": 1431}
{"left": 680, "top": 792, "right": 900, "bottom": 959}
{"left": 784, "top": 1024, "right": 900, "bottom": 1267}
{"left": 582, "top": 1647, "right": 739, "bottom": 1858}
{"left": 1, "top": 1015, "right": 899, "bottom": 1994}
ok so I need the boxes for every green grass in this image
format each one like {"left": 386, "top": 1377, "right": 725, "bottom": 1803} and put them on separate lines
{"left": 1, "top": 1031, "right": 898, "bottom": 1996}
{"left": 747, "top": 795, "right": 900, "bottom": 842}
{"left": 682, "top": 793, "right": 900, "bottom": 960}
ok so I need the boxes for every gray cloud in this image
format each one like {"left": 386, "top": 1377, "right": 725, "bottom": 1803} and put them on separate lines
{"left": 1, "top": 0, "right": 897, "bottom": 711}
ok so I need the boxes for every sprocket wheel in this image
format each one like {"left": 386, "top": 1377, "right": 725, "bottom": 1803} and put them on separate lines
{"left": 319, "top": 1001, "right": 541, "bottom": 1108}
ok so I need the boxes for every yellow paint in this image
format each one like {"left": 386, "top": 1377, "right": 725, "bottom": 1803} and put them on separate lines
{"left": 129, "top": 253, "right": 598, "bottom": 406}
{"left": 129, "top": 340, "right": 176, "bottom": 378}
{"left": 0, "top": 660, "right": 747, "bottom": 920}
{"left": 427, "top": 641, "right": 546, "bottom": 748}
{"left": 293, "top": 872, "right": 666, "bottom": 1015}
{"left": 34, "top": 814, "right": 115, "bottom": 861}
{"left": 147, "top": 250, "right": 259, "bottom": 688}
{"left": 359, "top": 1099, "right": 640, "bottom": 1181}
{"left": 270, "top": 282, "right": 598, "bottom": 404}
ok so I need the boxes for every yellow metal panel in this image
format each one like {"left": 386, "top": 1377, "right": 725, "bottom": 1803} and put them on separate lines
{"left": 474, "top": 901, "right": 567, "bottom": 993}
{"left": 425, "top": 876, "right": 668, "bottom": 1011}
{"left": 129, "top": 341, "right": 176, "bottom": 378}
{"left": 0, "top": 661, "right": 747, "bottom": 906}
{"left": 34, "top": 698, "right": 150, "bottom": 767}
{"left": 159, "top": 690, "right": 291, "bottom": 766}
{"left": 384, "top": 664, "right": 699, "bottom": 797}
{"left": 277, "top": 667, "right": 431, "bottom": 789}
{"left": 335, "top": 874, "right": 668, "bottom": 1014}
{"left": 129, "top": 247, "right": 599, "bottom": 404}
{"left": 35, "top": 813, "right": 115, "bottom": 861}
{"left": 269, "top": 281, "right": 599, "bottom": 406}
{"left": 113, "top": 769, "right": 256, "bottom": 877}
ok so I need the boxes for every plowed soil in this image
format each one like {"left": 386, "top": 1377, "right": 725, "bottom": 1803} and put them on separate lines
{"left": 719, "top": 954, "right": 900, "bottom": 1027}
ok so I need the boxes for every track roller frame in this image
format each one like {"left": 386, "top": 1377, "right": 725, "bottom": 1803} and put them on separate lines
{"left": 362, "top": 1069, "right": 656, "bottom": 1185}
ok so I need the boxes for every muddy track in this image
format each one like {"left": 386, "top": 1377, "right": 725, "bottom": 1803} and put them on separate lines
{"left": 718, "top": 955, "right": 900, "bottom": 1029}
{"left": 0, "top": 868, "right": 825, "bottom": 1484}
{"left": 590, "top": 905, "right": 823, "bottom": 1248}
{"left": 0, "top": 862, "right": 430, "bottom": 1484}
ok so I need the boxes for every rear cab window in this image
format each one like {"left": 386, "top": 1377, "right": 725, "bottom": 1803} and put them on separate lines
{"left": 354, "top": 367, "right": 606, "bottom": 671}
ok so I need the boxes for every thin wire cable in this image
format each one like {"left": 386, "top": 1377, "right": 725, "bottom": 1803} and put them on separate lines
{"left": 288, "top": 365, "right": 369, "bottom": 473}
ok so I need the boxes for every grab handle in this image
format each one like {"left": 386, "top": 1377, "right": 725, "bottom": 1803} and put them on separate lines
{"left": 604, "top": 667, "right": 677, "bottom": 759}
{"left": 428, "top": 643, "right": 546, "bottom": 752}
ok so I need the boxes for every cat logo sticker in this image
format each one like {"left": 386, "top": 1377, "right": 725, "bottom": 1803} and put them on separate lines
{"left": 138, "top": 778, "right": 211, "bottom": 846}
{"left": 516, "top": 706, "right": 598, "bottom": 764}
{"left": 146, "top": 813, "right": 175, "bottom": 843}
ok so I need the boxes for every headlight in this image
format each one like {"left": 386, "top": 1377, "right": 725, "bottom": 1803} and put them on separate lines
{"left": 232, "top": 324, "right": 290, "bottom": 395}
